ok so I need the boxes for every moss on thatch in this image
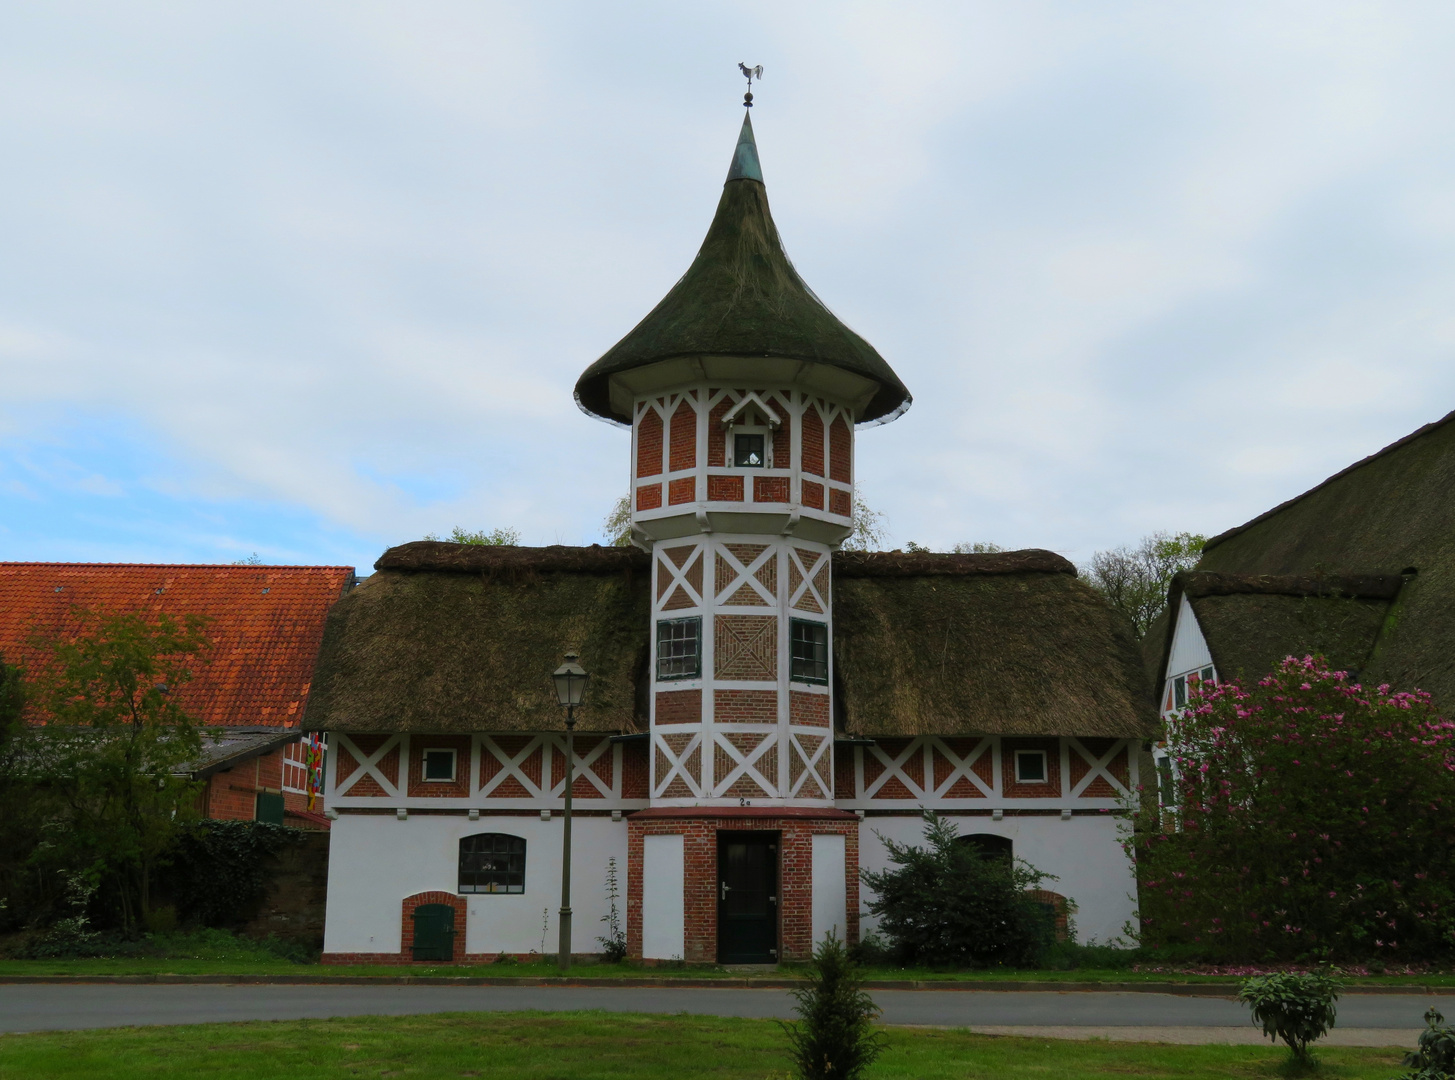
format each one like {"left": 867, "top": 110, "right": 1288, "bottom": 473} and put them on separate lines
{"left": 307, "top": 544, "right": 1154, "bottom": 739}
{"left": 1197, "top": 410, "right": 1455, "bottom": 708}
{"left": 1150, "top": 571, "right": 1403, "bottom": 693}
{"left": 306, "top": 545, "right": 650, "bottom": 734}
{"left": 833, "top": 552, "right": 1157, "bottom": 739}
{"left": 575, "top": 143, "right": 910, "bottom": 425}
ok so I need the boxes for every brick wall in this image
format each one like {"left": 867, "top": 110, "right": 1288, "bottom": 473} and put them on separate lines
{"left": 828, "top": 415, "right": 852, "bottom": 484}
{"left": 714, "top": 688, "right": 777, "bottom": 723}
{"left": 801, "top": 405, "right": 825, "bottom": 476}
{"left": 636, "top": 483, "right": 663, "bottom": 511}
{"left": 669, "top": 401, "right": 697, "bottom": 472}
{"left": 637, "top": 408, "right": 663, "bottom": 477}
{"left": 1001, "top": 737, "right": 1062, "bottom": 799}
{"left": 626, "top": 810, "right": 859, "bottom": 963}
{"left": 707, "top": 474, "right": 744, "bottom": 502}
{"left": 656, "top": 689, "right": 702, "bottom": 724}
{"left": 753, "top": 475, "right": 789, "bottom": 503}
{"left": 406, "top": 734, "right": 473, "bottom": 798}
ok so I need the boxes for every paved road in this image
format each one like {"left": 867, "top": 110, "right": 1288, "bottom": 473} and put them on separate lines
{"left": 0, "top": 984, "right": 1450, "bottom": 1044}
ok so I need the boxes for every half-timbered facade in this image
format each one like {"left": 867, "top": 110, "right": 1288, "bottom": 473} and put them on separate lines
{"left": 308, "top": 105, "right": 1156, "bottom": 965}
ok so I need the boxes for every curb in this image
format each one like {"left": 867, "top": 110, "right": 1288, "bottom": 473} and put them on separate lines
{"left": 0, "top": 974, "right": 1445, "bottom": 997}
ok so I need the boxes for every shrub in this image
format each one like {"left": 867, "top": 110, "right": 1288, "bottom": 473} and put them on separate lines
{"left": 597, "top": 856, "right": 627, "bottom": 962}
{"left": 861, "top": 813, "right": 1054, "bottom": 968}
{"left": 1400, "top": 1008, "right": 1455, "bottom": 1080}
{"left": 780, "top": 932, "right": 885, "bottom": 1080}
{"left": 162, "top": 820, "right": 300, "bottom": 928}
{"left": 1137, "top": 655, "right": 1455, "bottom": 962}
{"left": 1238, "top": 969, "right": 1342, "bottom": 1063}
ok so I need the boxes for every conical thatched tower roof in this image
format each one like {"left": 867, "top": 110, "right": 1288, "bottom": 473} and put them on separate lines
{"left": 575, "top": 111, "right": 911, "bottom": 426}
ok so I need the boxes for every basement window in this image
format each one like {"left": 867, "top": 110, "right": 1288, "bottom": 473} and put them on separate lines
{"left": 422, "top": 748, "right": 457, "bottom": 782}
{"left": 656, "top": 616, "right": 702, "bottom": 680}
{"left": 1014, "top": 750, "right": 1048, "bottom": 784}
{"left": 789, "top": 619, "right": 829, "bottom": 684}
{"left": 459, "top": 833, "right": 526, "bottom": 894}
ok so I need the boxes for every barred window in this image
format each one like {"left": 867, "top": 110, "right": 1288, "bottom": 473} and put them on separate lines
{"left": 790, "top": 619, "right": 828, "bottom": 684}
{"left": 657, "top": 617, "right": 702, "bottom": 680}
{"left": 459, "top": 834, "right": 526, "bottom": 894}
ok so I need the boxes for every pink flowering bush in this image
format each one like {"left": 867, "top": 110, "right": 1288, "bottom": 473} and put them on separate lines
{"left": 1135, "top": 656, "right": 1455, "bottom": 962}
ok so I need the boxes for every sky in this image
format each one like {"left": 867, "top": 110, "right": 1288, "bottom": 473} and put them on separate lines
{"left": 3, "top": 2, "right": 1455, "bottom": 573}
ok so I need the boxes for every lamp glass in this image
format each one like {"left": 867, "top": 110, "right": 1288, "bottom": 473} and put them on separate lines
{"left": 552, "top": 654, "right": 589, "bottom": 708}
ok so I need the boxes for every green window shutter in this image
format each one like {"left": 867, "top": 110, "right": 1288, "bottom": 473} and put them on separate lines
{"left": 255, "top": 791, "right": 285, "bottom": 826}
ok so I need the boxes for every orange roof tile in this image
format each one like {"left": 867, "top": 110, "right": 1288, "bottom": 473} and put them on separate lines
{"left": 0, "top": 563, "right": 354, "bottom": 728}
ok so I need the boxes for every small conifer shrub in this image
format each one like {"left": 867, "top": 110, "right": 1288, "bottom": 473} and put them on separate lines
{"left": 780, "top": 932, "right": 885, "bottom": 1080}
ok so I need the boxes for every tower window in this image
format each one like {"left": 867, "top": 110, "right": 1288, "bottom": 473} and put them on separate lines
{"left": 657, "top": 617, "right": 702, "bottom": 680}
{"left": 733, "top": 432, "right": 766, "bottom": 468}
{"left": 459, "top": 833, "right": 526, "bottom": 894}
{"left": 789, "top": 619, "right": 829, "bottom": 684}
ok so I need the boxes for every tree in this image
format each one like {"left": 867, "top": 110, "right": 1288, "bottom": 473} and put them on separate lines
{"left": 841, "top": 487, "right": 886, "bottom": 552}
{"left": 952, "top": 542, "right": 1004, "bottom": 554}
{"left": 861, "top": 813, "right": 1054, "bottom": 967}
{"left": 27, "top": 610, "right": 212, "bottom": 932}
{"left": 1080, "top": 531, "right": 1205, "bottom": 639}
{"left": 1137, "top": 655, "right": 1455, "bottom": 962}
{"left": 424, "top": 526, "right": 522, "bottom": 545}
{"left": 780, "top": 932, "right": 886, "bottom": 1080}
{"left": 602, "top": 496, "right": 633, "bottom": 547}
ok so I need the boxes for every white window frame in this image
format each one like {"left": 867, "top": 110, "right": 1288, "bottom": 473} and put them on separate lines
{"left": 1014, "top": 749, "right": 1049, "bottom": 784}
{"left": 422, "top": 747, "right": 458, "bottom": 783}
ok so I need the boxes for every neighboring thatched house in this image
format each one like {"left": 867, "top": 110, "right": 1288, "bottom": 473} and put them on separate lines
{"left": 307, "top": 103, "right": 1157, "bottom": 966}
{"left": 1149, "top": 408, "right": 1455, "bottom": 719}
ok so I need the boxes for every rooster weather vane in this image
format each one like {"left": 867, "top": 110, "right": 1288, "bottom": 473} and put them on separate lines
{"left": 738, "top": 62, "right": 763, "bottom": 107}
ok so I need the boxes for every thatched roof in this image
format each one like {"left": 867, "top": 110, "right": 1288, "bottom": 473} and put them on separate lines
{"left": 833, "top": 551, "right": 1157, "bottom": 738}
{"left": 1195, "top": 409, "right": 1455, "bottom": 707}
{"left": 306, "top": 543, "right": 1154, "bottom": 739}
{"left": 575, "top": 112, "right": 910, "bottom": 426}
{"left": 1154, "top": 571, "right": 1402, "bottom": 689}
{"left": 306, "top": 545, "right": 651, "bottom": 734}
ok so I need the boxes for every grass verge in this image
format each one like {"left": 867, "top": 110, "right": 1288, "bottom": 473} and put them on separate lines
{"left": 0, "top": 1011, "right": 1409, "bottom": 1079}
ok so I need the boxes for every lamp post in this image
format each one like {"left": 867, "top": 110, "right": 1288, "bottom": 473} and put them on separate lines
{"left": 551, "top": 652, "right": 589, "bottom": 972}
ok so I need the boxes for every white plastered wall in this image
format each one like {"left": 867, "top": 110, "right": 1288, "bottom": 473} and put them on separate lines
{"left": 323, "top": 814, "right": 628, "bottom": 955}
{"left": 857, "top": 814, "right": 1136, "bottom": 945}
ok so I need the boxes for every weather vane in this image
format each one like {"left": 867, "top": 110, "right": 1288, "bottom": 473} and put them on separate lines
{"left": 738, "top": 62, "right": 763, "bottom": 107}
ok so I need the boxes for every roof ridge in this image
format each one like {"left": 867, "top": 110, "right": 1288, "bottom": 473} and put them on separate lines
{"left": 1176, "top": 569, "right": 1405, "bottom": 600}
{"left": 832, "top": 548, "right": 1076, "bottom": 578}
{"left": 1204, "top": 408, "right": 1455, "bottom": 552}
{"left": 0, "top": 562, "right": 354, "bottom": 571}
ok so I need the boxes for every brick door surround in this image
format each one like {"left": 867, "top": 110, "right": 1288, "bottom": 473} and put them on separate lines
{"left": 626, "top": 806, "right": 859, "bottom": 963}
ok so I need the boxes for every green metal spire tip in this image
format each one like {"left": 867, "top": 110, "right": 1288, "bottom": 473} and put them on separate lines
{"left": 726, "top": 111, "right": 763, "bottom": 183}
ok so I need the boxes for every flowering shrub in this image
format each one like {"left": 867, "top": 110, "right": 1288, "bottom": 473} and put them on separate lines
{"left": 1135, "top": 656, "right": 1455, "bottom": 962}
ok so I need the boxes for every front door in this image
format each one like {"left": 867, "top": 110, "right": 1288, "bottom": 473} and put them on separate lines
{"left": 411, "top": 903, "right": 455, "bottom": 961}
{"left": 717, "top": 832, "right": 778, "bottom": 963}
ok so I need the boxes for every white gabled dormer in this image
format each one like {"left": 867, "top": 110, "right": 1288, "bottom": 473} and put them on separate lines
{"left": 1162, "top": 594, "right": 1216, "bottom": 717}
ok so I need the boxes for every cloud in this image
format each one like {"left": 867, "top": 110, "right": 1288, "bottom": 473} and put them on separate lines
{"left": 1, "top": 1, "right": 1454, "bottom": 567}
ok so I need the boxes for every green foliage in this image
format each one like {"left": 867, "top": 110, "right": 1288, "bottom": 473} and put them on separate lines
{"left": 1137, "top": 656, "right": 1455, "bottom": 962}
{"left": 13, "top": 926, "right": 315, "bottom": 963}
{"left": 1399, "top": 1008, "right": 1455, "bottom": 1080}
{"left": 602, "top": 496, "right": 634, "bottom": 547}
{"left": 860, "top": 813, "right": 1055, "bottom": 968}
{"left": 597, "top": 856, "right": 627, "bottom": 962}
{"left": 162, "top": 820, "right": 301, "bottom": 928}
{"left": 424, "top": 526, "right": 522, "bottom": 545}
{"left": 952, "top": 541, "right": 1005, "bottom": 554}
{"left": 1237, "top": 969, "right": 1342, "bottom": 1062}
{"left": 1080, "top": 530, "right": 1205, "bottom": 639}
{"left": 780, "top": 932, "right": 886, "bottom": 1080}
{"left": 841, "top": 487, "right": 886, "bottom": 552}
{"left": 25, "top": 610, "right": 211, "bottom": 932}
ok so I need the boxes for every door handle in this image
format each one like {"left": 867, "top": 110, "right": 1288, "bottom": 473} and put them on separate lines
{"left": 720, "top": 881, "right": 731, "bottom": 901}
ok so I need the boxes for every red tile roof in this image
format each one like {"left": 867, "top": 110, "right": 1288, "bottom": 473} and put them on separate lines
{"left": 0, "top": 563, "right": 354, "bottom": 727}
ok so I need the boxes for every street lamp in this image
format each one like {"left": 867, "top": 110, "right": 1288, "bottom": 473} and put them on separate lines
{"left": 552, "top": 652, "right": 589, "bottom": 971}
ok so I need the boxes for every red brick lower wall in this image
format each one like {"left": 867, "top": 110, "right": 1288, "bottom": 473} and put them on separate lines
{"left": 626, "top": 809, "right": 859, "bottom": 964}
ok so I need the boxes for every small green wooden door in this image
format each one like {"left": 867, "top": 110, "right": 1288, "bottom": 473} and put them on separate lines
{"left": 254, "top": 791, "right": 285, "bottom": 825}
{"left": 411, "top": 904, "right": 455, "bottom": 961}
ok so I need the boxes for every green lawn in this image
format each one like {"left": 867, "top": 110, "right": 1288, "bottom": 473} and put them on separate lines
{"left": 0, "top": 1011, "right": 1411, "bottom": 1080}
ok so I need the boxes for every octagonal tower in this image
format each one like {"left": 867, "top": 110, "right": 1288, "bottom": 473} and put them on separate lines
{"left": 578, "top": 108, "right": 910, "bottom": 812}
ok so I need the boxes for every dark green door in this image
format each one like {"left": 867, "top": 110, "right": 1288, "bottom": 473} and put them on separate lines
{"left": 717, "top": 832, "right": 778, "bottom": 963}
{"left": 411, "top": 904, "right": 455, "bottom": 961}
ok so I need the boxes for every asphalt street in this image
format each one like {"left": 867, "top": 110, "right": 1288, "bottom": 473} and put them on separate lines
{"left": 0, "top": 984, "right": 1450, "bottom": 1041}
